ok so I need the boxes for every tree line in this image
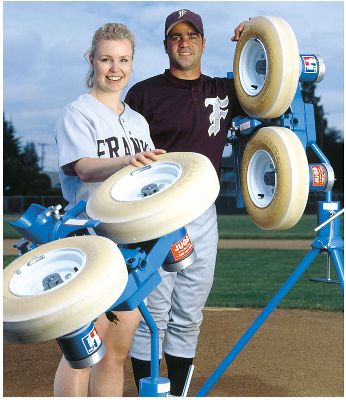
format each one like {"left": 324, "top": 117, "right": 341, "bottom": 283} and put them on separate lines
{"left": 3, "top": 115, "right": 54, "bottom": 195}
{"left": 3, "top": 82, "right": 344, "bottom": 196}
{"left": 301, "top": 82, "right": 344, "bottom": 191}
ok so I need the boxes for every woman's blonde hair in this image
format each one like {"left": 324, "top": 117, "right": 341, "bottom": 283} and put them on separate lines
{"left": 85, "top": 23, "right": 135, "bottom": 88}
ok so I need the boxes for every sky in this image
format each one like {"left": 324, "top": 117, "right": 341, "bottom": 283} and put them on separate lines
{"left": 3, "top": 0, "right": 344, "bottom": 171}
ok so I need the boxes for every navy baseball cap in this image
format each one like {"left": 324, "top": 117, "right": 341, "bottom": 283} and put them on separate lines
{"left": 165, "top": 9, "right": 204, "bottom": 39}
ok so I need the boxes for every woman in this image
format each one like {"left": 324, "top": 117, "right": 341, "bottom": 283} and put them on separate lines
{"left": 54, "top": 23, "right": 165, "bottom": 396}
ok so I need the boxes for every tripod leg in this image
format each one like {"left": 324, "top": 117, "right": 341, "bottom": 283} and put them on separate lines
{"left": 136, "top": 302, "right": 170, "bottom": 396}
{"left": 330, "top": 249, "right": 344, "bottom": 291}
{"left": 137, "top": 302, "right": 160, "bottom": 380}
{"left": 196, "top": 248, "right": 320, "bottom": 397}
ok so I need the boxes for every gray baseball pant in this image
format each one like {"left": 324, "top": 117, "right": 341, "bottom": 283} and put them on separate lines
{"left": 130, "top": 204, "right": 218, "bottom": 359}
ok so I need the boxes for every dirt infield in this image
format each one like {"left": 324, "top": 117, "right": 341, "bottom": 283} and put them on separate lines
{"left": 3, "top": 239, "right": 343, "bottom": 396}
{"left": 4, "top": 308, "right": 343, "bottom": 397}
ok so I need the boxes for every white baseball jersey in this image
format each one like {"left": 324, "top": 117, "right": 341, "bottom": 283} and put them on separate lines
{"left": 54, "top": 94, "right": 154, "bottom": 212}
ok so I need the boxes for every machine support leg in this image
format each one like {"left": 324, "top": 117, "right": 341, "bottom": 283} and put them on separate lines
{"left": 196, "top": 249, "right": 320, "bottom": 397}
{"left": 137, "top": 302, "right": 170, "bottom": 396}
{"left": 138, "top": 302, "right": 159, "bottom": 379}
{"left": 330, "top": 249, "right": 344, "bottom": 291}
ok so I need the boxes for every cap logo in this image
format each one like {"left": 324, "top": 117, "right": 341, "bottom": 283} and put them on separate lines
{"left": 178, "top": 9, "right": 187, "bottom": 19}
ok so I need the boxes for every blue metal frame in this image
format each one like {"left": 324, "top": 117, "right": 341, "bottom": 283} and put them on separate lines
{"left": 137, "top": 302, "right": 171, "bottom": 396}
{"left": 194, "top": 57, "right": 344, "bottom": 396}
{"left": 197, "top": 248, "right": 321, "bottom": 396}
{"left": 196, "top": 196, "right": 344, "bottom": 396}
{"left": 10, "top": 201, "right": 100, "bottom": 246}
{"left": 109, "top": 230, "right": 184, "bottom": 312}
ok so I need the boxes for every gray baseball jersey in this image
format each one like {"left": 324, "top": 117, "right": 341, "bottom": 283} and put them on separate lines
{"left": 54, "top": 93, "right": 154, "bottom": 211}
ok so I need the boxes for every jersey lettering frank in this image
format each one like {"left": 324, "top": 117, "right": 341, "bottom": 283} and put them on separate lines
{"left": 97, "top": 136, "right": 150, "bottom": 158}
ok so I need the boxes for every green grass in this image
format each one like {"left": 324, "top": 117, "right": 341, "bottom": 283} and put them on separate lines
{"left": 4, "top": 213, "right": 344, "bottom": 239}
{"left": 4, "top": 250, "right": 343, "bottom": 312}
{"left": 3, "top": 214, "right": 22, "bottom": 239}
{"left": 206, "top": 249, "right": 343, "bottom": 311}
{"left": 4, "top": 256, "right": 17, "bottom": 267}
{"left": 217, "top": 214, "right": 344, "bottom": 239}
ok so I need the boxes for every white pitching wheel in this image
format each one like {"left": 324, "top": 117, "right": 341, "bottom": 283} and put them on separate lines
{"left": 86, "top": 152, "right": 220, "bottom": 243}
{"left": 240, "top": 126, "right": 309, "bottom": 229}
{"left": 233, "top": 16, "right": 300, "bottom": 118}
{"left": 3, "top": 236, "right": 128, "bottom": 343}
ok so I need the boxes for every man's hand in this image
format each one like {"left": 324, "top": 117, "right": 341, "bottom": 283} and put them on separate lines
{"left": 231, "top": 20, "right": 250, "bottom": 42}
{"left": 130, "top": 149, "right": 166, "bottom": 167}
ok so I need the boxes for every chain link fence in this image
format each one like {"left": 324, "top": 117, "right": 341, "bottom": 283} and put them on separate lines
{"left": 4, "top": 196, "right": 68, "bottom": 214}
{"left": 4, "top": 192, "right": 343, "bottom": 216}
{"left": 216, "top": 190, "right": 344, "bottom": 214}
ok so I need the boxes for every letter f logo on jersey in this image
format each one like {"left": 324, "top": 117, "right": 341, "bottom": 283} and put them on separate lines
{"left": 205, "top": 96, "right": 229, "bottom": 137}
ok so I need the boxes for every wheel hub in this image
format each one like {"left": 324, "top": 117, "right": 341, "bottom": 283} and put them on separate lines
{"left": 141, "top": 183, "right": 160, "bottom": 197}
{"left": 255, "top": 59, "right": 267, "bottom": 75}
{"left": 247, "top": 150, "right": 276, "bottom": 208}
{"left": 9, "top": 248, "right": 86, "bottom": 296}
{"left": 239, "top": 38, "right": 268, "bottom": 96}
{"left": 263, "top": 170, "right": 276, "bottom": 186}
{"left": 42, "top": 273, "right": 64, "bottom": 290}
{"left": 110, "top": 162, "right": 182, "bottom": 202}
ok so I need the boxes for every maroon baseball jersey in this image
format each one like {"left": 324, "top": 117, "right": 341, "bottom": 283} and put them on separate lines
{"left": 125, "top": 69, "right": 242, "bottom": 175}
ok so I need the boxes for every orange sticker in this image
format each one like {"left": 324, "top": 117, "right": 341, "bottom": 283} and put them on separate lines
{"left": 170, "top": 233, "right": 193, "bottom": 262}
{"left": 311, "top": 165, "right": 326, "bottom": 187}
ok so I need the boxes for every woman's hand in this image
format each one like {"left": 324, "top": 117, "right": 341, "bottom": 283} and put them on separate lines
{"left": 71, "top": 149, "right": 167, "bottom": 182}
{"left": 129, "top": 149, "right": 166, "bottom": 167}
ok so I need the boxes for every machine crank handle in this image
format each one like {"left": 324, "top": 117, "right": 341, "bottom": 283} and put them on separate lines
{"left": 314, "top": 208, "right": 344, "bottom": 232}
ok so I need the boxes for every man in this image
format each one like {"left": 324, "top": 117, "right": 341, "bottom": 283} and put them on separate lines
{"left": 125, "top": 9, "right": 246, "bottom": 395}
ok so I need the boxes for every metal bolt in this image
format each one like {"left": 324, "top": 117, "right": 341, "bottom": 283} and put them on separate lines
{"left": 141, "top": 183, "right": 159, "bottom": 197}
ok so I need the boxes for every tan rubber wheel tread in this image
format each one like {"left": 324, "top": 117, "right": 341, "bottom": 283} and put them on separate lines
{"left": 86, "top": 152, "right": 220, "bottom": 243}
{"left": 4, "top": 236, "right": 128, "bottom": 343}
{"left": 241, "top": 127, "right": 309, "bottom": 230}
{"left": 233, "top": 16, "right": 300, "bottom": 118}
